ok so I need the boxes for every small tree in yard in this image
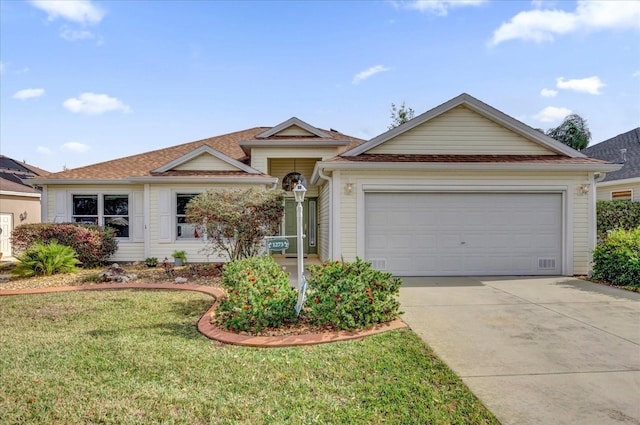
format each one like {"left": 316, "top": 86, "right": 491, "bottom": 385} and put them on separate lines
{"left": 186, "top": 188, "right": 285, "bottom": 261}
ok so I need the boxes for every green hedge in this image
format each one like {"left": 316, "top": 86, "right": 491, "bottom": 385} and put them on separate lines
{"left": 216, "top": 256, "right": 297, "bottom": 333}
{"left": 597, "top": 200, "right": 640, "bottom": 241}
{"left": 305, "top": 258, "right": 402, "bottom": 331}
{"left": 593, "top": 228, "right": 640, "bottom": 288}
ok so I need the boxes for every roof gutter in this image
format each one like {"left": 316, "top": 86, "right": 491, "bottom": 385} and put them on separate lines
{"left": 27, "top": 177, "right": 280, "bottom": 185}
{"left": 314, "top": 161, "right": 623, "bottom": 173}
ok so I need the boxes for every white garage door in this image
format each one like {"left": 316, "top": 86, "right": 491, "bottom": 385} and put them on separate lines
{"left": 365, "top": 192, "right": 562, "bottom": 276}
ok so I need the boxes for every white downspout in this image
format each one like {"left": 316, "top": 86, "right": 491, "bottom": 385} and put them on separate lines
{"left": 317, "top": 167, "right": 332, "bottom": 260}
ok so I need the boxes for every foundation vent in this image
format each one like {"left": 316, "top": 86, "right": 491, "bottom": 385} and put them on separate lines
{"left": 538, "top": 258, "right": 556, "bottom": 269}
{"left": 369, "top": 259, "right": 387, "bottom": 270}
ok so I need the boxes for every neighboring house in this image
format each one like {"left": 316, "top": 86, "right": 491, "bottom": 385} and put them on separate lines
{"left": 581, "top": 128, "right": 640, "bottom": 202}
{"left": 27, "top": 94, "right": 619, "bottom": 276}
{"left": 0, "top": 155, "right": 49, "bottom": 258}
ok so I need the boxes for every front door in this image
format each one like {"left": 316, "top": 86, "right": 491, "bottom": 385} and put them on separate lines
{"left": 284, "top": 198, "right": 317, "bottom": 257}
{"left": 0, "top": 213, "right": 12, "bottom": 258}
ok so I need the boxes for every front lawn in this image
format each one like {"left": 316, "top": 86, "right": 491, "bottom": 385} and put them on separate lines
{"left": 0, "top": 290, "right": 498, "bottom": 424}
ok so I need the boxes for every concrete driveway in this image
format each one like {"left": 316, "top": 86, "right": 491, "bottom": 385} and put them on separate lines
{"left": 399, "top": 276, "right": 640, "bottom": 425}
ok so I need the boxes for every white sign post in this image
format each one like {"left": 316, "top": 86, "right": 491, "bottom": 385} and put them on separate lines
{"left": 292, "top": 182, "right": 307, "bottom": 291}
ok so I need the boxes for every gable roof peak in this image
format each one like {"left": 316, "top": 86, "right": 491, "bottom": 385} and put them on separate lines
{"left": 256, "top": 117, "right": 331, "bottom": 139}
{"left": 342, "top": 93, "right": 586, "bottom": 158}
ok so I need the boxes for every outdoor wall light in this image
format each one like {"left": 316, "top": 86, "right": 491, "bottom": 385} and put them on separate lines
{"left": 345, "top": 182, "right": 353, "bottom": 194}
{"left": 578, "top": 184, "right": 590, "bottom": 195}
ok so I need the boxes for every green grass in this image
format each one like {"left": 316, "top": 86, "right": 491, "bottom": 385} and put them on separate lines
{"left": 0, "top": 290, "right": 498, "bottom": 424}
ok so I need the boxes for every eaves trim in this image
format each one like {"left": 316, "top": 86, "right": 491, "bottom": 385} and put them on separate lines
{"left": 153, "top": 145, "right": 260, "bottom": 174}
{"left": 0, "top": 190, "right": 41, "bottom": 198}
{"left": 256, "top": 117, "right": 331, "bottom": 139}
{"left": 311, "top": 161, "right": 622, "bottom": 184}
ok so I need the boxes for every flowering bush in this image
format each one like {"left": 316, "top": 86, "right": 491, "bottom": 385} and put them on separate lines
{"left": 216, "top": 256, "right": 297, "bottom": 333}
{"left": 305, "top": 258, "right": 402, "bottom": 330}
{"left": 186, "top": 188, "right": 284, "bottom": 261}
{"left": 12, "top": 223, "right": 118, "bottom": 268}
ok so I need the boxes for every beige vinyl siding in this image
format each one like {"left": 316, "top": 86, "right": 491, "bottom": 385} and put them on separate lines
{"left": 596, "top": 182, "right": 640, "bottom": 202}
{"left": 250, "top": 147, "right": 344, "bottom": 174}
{"left": 42, "top": 184, "right": 145, "bottom": 262}
{"left": 147, "top": 183, "right": 264, "bottom": 263}
{"left": 274, "top": 125, "right": 315, "bottom": 137}
{"left": 318, "top": 181, "right": 330, "bottom": 261}
{"left": 572, "top": 190, "right": 590, "bottom": 275}
{"left": 173, "top": 153, "right": 241, "bottom": 171}
{"left": 369, "top": 106, "right": 554, "bottom": 155}
{"left": 110, "top": 243, "right": 144, "bottom": 262}
{"left": 334, "top": 170, "right": 591, "bottom": 275}
{"left": 269, "top": 158, "right": 320, "bottom": 197}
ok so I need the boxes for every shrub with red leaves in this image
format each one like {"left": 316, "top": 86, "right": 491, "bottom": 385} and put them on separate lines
{"left": 12, "top": 223, "right": 118, "bottom": 268}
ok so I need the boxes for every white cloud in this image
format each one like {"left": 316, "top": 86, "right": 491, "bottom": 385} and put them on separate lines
{"left": 490, "top": 0, "right": 640, "bottom": 46}
{"left": 37, "top": 146, "right": 52, "bottom": 155}
{"left": 540, "top": 88, "right": 558, "bottom": 97}
{"left": 29, "top": 0, "right": 105, "bottom": 25}
{"left": 0, "top": 62, "right": 3, "bottom": 75}
{"left": 352, "top": 65, "right": 390, "bottom": 84}
{"left": 633, "top": 70, "right": 640, "bottom": 77}
{"left": 60, "top": 27, "right": 95, "bottom": 41}
{"left": 402, "top": 0, "right": 486, "bottom": 16}
{"left": 61, "top": 142, "right": 90, "bottom": 153}
{"left": 13, "top": 88, "right": 45, "bottom": 100}
{"left": 533, "top": 106, "right": 572, "bottom": 123}
{"left": 556, "top": 76, "right": 605, "bottom": 95}
{"left": 63, "top": 92, "right": 131, "bottom": 115}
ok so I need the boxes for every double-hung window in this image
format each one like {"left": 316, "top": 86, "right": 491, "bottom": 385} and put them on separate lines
{"left": 176, "top": 193, "right": 199, "bottom": 239}
{"left": 72, "top": 194, "right": 130, "bottom": 238}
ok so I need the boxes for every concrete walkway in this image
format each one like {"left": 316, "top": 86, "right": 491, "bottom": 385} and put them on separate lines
{"left": 399, "top": 276, "right": 640, "bottom": 425}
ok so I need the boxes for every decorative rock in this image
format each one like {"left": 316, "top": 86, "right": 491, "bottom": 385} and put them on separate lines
{"left": 98, "top": 263, "right": 138, "bottom": 283}
{"left": 174, "top": 277, "right": 188, "bottom": 284}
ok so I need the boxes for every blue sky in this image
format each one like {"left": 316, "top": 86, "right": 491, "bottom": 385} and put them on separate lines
{"left": 1, "top": 0, "right": 639, "bottom": 172}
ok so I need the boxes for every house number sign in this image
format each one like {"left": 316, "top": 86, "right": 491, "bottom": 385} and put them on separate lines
{"left": 267, "top": 238, "right": 289, "bottom": 250}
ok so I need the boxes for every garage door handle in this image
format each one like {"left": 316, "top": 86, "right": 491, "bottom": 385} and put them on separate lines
{"left": 461, "top": 241, "right": 466, "bottom": 245}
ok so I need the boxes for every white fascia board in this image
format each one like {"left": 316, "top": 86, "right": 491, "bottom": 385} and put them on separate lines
{"left": 153, "top": 145, "right": 260, "bottom": 174}
{"left": 315, "top": 161, "right": 623, "bottom": 173}
{"left": 25, "top": 178, "right": 133, "bottom": 185}
{"left": 256, "top": 117, "right": 331, "bottom": 139}
{"left": 238, "top": 140, "right": 350, "bottom": 148}
{"left": 0, "top": 190, "right": 41, "bottom": 198}
{"left": 127, "top": 176, "right": 279, "bottom": 184}
{"left": 342, "top": 93, "right": 584, "bottom": 158}
{"left": 596, "top": 177, "right": 640, "bottom": 187}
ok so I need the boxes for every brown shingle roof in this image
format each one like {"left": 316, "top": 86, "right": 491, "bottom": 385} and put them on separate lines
{"left": 37, "top": 127, "right": 365, "bottom": 181}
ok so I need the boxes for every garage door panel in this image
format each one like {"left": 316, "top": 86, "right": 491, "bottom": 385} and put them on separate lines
{"left": 365, "top": 193, "right": 562, "bottom": 276}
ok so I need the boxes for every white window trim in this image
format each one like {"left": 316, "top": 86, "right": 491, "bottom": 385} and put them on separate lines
{"left": 69, "top": 191, "right": 133, "bottom": 241}
{"left": 173, "top": 190, "right": 207, "bottom": 242}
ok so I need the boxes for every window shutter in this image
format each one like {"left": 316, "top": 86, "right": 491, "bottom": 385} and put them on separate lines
{"left": 158, "top": 189, "right": 171, "bottom": 243}
{"left": 54, "top": 191, "right": 67, "bottom": 223}
{"left": 132, "top": 191, "right": 144, "bottom": 242}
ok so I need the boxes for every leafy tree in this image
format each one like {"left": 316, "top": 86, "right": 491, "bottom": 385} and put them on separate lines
{"left": 389, "top": 102, "right": 415, "bottom": 129}
{"left": 186, "top": 188, "right": 285, "bottom": 261}
{"left": 545, "top": 114, "right": 591, "bottom": 150}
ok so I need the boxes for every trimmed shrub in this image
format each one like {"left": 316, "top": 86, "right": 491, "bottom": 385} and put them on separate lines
{"left": 593, "top": 228, "right": 640, "bottom": 288}
{"left": 12, "top": 241, "right": 81, "bottom": 277}
{"left": 11, "top": 223, "right": 118, "bottom": 268}
{"left": 216, "top": 256, "right": 297, "bottom": 333}
{"left": 597, "top": 200, "right": 640, "bottom": 241}
{"left": 305, "top": 258, "right": 402, "bottom": 331}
